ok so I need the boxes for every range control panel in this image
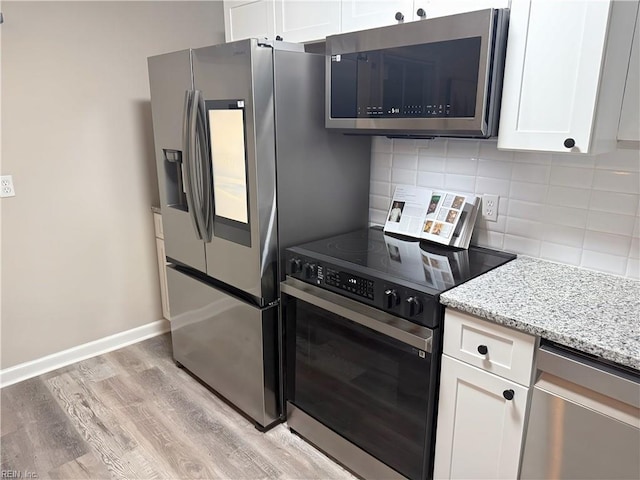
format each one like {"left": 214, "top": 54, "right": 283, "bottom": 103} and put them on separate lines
{"left": 284, "top": 252, "right": 439, "bottom": 328}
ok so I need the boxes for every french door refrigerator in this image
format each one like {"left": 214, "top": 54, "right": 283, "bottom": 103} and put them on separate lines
{"left": 147, "top": 39, "right": 370, "bottom": 430}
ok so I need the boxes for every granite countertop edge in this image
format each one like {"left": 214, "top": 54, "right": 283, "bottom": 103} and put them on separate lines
{"left": 439, "top": 297, "right": 638, "bottom": 370}
{"left": 439, "top": 256, "right": 640, "bottom": 372}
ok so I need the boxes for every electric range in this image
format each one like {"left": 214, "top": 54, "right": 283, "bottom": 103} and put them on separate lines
{"left": 284, "top": 226, "right": 516, "bottom": 328}
{"left": 281, "top": 227, "right": 516, "bottom": 480}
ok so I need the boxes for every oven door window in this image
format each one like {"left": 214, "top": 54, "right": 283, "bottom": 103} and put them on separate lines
{"left": 286, "top": 298, "right": 432, "bottom": 480}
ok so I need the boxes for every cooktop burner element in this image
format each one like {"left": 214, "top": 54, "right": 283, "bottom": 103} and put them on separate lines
{"left": 285, "top": 227, "right": 516, "bottom": 328}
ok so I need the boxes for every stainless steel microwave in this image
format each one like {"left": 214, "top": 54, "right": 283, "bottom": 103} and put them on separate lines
{"left": 325, "top": 9, "right": 508, "bottom": 138}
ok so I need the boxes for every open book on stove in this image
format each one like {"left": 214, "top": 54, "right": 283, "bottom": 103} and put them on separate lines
{"left": 383, "top": 185, "right": 480, "bottom": 249}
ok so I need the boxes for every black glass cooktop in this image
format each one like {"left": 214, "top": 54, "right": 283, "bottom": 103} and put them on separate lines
{"left": 289, "top": 226, "right": 516, "bottom": 294}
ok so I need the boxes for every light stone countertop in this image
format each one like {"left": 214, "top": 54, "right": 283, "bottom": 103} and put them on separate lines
{"left": 440, "top": 256, "right": 640, "bottom": 371}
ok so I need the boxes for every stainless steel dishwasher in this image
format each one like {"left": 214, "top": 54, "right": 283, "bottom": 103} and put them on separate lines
{"left": 521, "top": 343, "right": 640, "bottom": 479}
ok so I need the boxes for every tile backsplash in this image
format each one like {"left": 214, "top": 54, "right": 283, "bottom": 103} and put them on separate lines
{"left": 369, "top": 137, "right": 640, "bottom": 279}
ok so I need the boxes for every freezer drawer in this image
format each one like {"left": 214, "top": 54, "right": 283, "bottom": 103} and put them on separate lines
{"left": 167, "top": 266, "right": 280, "bottom": 429}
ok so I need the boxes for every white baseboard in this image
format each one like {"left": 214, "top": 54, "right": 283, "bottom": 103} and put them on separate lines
{"left": 0, "top": 319, "right": 170, "bottom": 389}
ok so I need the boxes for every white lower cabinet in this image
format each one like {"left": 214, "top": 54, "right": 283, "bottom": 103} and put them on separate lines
{"left": 153, "top": 212, "right": 170, "bottom": 321}
{"left": 434, "top": 309, "right": 536, "bottom": 479}
{"left": 434, "top": 356, "right": 529, "bottom": 479}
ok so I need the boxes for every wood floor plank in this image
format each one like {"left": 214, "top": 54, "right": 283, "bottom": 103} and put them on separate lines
{"left": 101, "top": 367, "right": 267, "bottom": 479}
{"left": 1, "top": 427, "right": 40, "bottom": 475}
{"left": 90, "top": 376, "right": 145, "bottom": 411}
{"left": 1, "top": 420, "right": 89, "bottom": 479}
{"left": 104, "top": 346, "right": 152, "bottom": 375}
{"left": 136, "top": 365, "right": 353, "bottom": 479}
{"left": 45, "top": 372, "right": 166, "bottom": 480}
{"left": 1, "top": 388, "right": 21, "bottom": 436}
{"left": 1, "top": 378, "right": 68, "bottom": 427}
{"left": 48, "top": 451, "right": 112, "bottom": 480}
{"left": 74, "top": 355, "right": 118, "bottom": 383}
{"left": 89, "top": 370, "right": 227, "bottom": 479}
{"left": 2, "top": 334, "right": 358, "bottom": 480}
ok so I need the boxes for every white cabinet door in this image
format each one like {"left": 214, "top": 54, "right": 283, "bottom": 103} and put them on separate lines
{"left": 421, "top": 0, "right": 509, "bottom": 19}
{"left": 618, "top": 12, "right": 639, "bottom": 142}
{"left": 498, "top": 0, "right": 638, "bottom": 154}
{"left": 340, "top": 0, "right": 414, "bottom": 32}
{"left": 224, "top": 0, "right": 276, "bottom": 42}
{"left": 156, "top": 237, "right": 170, "bottom": 320}
{"left": 434, "top": 355, "right": 528, "bottom": 480}
{"left": 275, "top": 0, "right": 340, "bottom": 43}
{"left": 153, "top": 212, "right": 170, "bottom": 321}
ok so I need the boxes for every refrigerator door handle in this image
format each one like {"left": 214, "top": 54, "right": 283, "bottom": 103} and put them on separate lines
{"left": 194, "top": 90, "right": 213, "bottom": 242}
{"left": 182, "top": 89, "right": 203, "bottom": 240}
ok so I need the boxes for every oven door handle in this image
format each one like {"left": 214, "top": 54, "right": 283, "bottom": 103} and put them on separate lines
{"left": 281, "top": 278, "right": 433, "bottom": 353}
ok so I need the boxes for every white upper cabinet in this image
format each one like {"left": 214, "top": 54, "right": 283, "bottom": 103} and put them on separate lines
{"left": 274, "top": 0, "right": 341, "bottom": 43}
{"left": 618, "top": 12, "right": 640, "bottom": 142}
{"left": 340, "top": 0, "right": 414, "bottom": 33}
{"left": 224, "top": 0, "right": 276, "bottom": 42}
{"left": 498, "top": 0, "right": 639, "bottom": 154}
{"left": 340, "top": 0, "right": 509, "bottom": 33}
{"left": 421, "top": 0, "right": 510, "bottom": 19}
{"left": 225, "top": 0, "right": 511, "bottom": 44}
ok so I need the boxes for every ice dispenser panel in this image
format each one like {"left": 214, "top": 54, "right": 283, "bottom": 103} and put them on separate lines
{"left": 163, "top": 148, "right": 188, "bottom": 211}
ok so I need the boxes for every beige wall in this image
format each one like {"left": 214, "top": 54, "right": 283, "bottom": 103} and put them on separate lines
{"left": 1, "top": 1, "right": 225, "bottom": 368}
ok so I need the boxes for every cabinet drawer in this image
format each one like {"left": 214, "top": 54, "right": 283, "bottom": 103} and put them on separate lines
{"left": 153, "top": 212, "right": 164, "bottom": 239}
{"left": 443, "top": 309, "right": 536, "bottom": 386}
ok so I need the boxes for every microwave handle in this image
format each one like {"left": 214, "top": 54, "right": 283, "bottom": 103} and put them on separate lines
{"left": 281, "top": 278, "right": 433, "bottom": 353}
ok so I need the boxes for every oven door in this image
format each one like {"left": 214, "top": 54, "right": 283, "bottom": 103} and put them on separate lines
{"left": 282, "top": 278, "right": 440, "bottom": 480}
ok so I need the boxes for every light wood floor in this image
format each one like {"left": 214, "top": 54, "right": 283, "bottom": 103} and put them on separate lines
{"left": 1, "top": 334, "right": 356, "bottom": 480}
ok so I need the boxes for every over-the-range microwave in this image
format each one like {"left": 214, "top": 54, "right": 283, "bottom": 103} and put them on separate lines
{"left": 325, "top": 8, "right": 509, "bottom": 138}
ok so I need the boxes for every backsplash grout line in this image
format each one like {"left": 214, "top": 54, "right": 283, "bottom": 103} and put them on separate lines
{"left": 370, "top": 137, "right": 640, "bottom": 279}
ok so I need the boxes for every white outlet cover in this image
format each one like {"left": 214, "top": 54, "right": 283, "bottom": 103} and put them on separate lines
{"left": 482, "top": 194, "right": 499, "bottom": 222}
{"left": 0, "top": 175, "right": 16, "bottom": 197}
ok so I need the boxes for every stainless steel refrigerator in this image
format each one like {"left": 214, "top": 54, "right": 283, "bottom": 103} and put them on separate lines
{"left": 147, "top": 39, "right": 370, "bottom": 430}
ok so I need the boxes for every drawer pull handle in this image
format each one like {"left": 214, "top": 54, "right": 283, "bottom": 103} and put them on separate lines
{"left": 503, "top": 389, "right": 515, "bottom": 401}
{"left": 477, "top": 345, "right": 488, "bottom": 355}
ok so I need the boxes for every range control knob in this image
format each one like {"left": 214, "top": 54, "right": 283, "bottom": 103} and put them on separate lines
{"left": 303, "top": 262, "right": 317, "bottom": 279}
{"left": 384, "top": 289, "right": 400, "bottom": 309}
{"left": 289, "top": 258, "right": 302, "bottom": 275}
{"left": 405, "top": 296, "right": 423, "bottom": 317}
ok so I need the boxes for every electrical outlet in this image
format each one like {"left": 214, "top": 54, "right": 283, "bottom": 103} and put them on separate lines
{"left": 482, "top": 194, "right": 499, "bottom": 222}
{"left": 1, "top": 175, "right": 16, "bottom": 197}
